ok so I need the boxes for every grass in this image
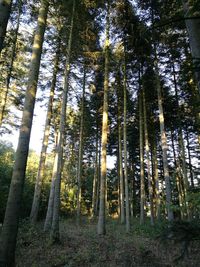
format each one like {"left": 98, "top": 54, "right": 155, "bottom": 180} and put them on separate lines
{"left": 15, "top": 217, "right": 200, "bottom": 267}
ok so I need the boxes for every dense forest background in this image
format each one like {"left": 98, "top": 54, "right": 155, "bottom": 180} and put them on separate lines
{"left": 0, "top": 0, "right": 200, "bottom": 266}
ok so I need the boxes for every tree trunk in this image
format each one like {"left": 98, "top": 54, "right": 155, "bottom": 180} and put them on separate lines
{"left": 43, "top": 146, "right": 58, "bottom": 232}
{"left": 172, "top": 63, "right": 189, "bottom": 218}
{"left": 123, "top": 51, "right": 130, "bottom": 233}
{"left": 97, "top": 3, "right": 110, "bottom": 235}
{"left": 95, "top": 139, "right": 101, "bottom": 215}
{"left": 139, "top": 90, "right": 145, "bottom": 224}
{"left": 92, "top": 127, "right": 99, "bottom": 217}
{"left": 0, "top": 1, "right": 48, "bottom": 265}
{"left": 0, "top": 0, "right": 12, "bottom": 53}
{"left": 182, "top": 0, "right": 200, "bottom": 93}
{"left": 117, "top": 70, "right": 125, "bottom": 224}
{"left": 152, "top": 136, "right": 160, "bottom": 220}
{"left": 30, "top": 35, "right": 61, "bottom": 224}
{"left": 76, "top": 66, "right": 86, "bottom": 225}
{"left": 50, "top": 1, "right": 75, "bottom": 243}
{"left": 129, "top": 161, "right": 135, "bottom": 218}
{"left": 156, "top": 74, "right": 174, "bottom": 221}
{"left": 142, "top": 89, "right": 154, "bottom": 225}
{"left": 185, "top": 128, "right": 194, "bottom": 188}
{"left": 0, "top": 0, "right": 22, "bottom": 126}
{"left": 171, "top": 131, "right": 184, "bottom": 219}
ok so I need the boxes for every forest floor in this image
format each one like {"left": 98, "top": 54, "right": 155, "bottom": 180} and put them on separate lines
{"left": 15, "top": 217, "right": 200, "bottom": 267}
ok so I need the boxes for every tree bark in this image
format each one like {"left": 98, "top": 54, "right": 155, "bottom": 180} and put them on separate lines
{"left": 117, "top": 70, "right": 125, "bottom": 224}
{"left": 185, "top": 128, "right": 194, "bottom": 187}
{"left": 123, "top": 50, "right": 130, "bottom": 233}
{"left": 50, "top": 0, "right": 75, "bottom": 243}
{"left": 97, "top": 3, "right": 110, "bottom": 235}
{"left": 0, "top": 0, "right": 12, "bottom": 53}
{"left": 172, "top": 63, "right": 189, "bottom": 218}
{"left": 139, "top": 90, "right": 145, "bottom": 224}
{"left": 152, "top": 136, "right": 160, "bottom": 220}
{"left": 76, "top": 66, "right": 86, "bottom": 225}
{"left": 92, "top": 127, "right": 99, "bottom": 217}
{"left": 44, "top": 146, "right": 58, "bottom": 232}
{"left": 0, "top": 1, "right": 48, "bottom": 265}
{"left": 171, "top": 131, "right": 184, "bottom": 219}
{"left": 156, "top": 74, "right": 174, "bottom": 221}
{"left": 30, "top": 35, "right": 61, "bottom": 224}
{"left": 142, "top": 89, "right": 154, "bottom": 225}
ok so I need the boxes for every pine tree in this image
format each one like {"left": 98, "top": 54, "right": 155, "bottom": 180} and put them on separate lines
{"left": 0, "top": 1, "right": 49, "bottom": 265}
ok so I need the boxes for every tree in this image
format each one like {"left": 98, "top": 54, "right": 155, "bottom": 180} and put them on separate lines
{"left": 30, "top": 31, "right": 61, "bottom": 224}
{"left": 0, "top": 0, "right": 12, "bottom": 53}
{"left": 0, "top": 0, "right": 22, "bottom": 126}
{"left": 50, "top": 0, "right": 76, "bottom": 243}
{"left": 97, "top": 2, "right": 110, "bottom": 235}
{"left": 76, "top": 66, "right": 86, "bottom": 225}
{"left": 123, "top": 47, "right": 130, "bottom": 232}
{"left": 0, "top": 1, "right": 49, "bottom": 265}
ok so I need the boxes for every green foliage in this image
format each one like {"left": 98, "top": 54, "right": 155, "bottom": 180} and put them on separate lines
{"left": 0, "top": 140, "right": 14, "bottom": 222}
{"left": 187, "top": 188, "right": 200, "bottom": 216}
{"left": 133, "top": 218, "right": 168, "bottom": 238}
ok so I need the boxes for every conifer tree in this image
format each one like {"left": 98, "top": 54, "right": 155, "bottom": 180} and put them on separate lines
{"left": 0, "top": 1, "right": 49, "bottom": 265}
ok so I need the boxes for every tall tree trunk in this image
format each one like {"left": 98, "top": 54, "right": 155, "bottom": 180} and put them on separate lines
{"left": 129, "top": 161, "right": 135, "bottom": 218}
{"left": 43, "top": 144, "right": 58, "bottom": 232}
{"left": 0, "top": 0, "right": 12, "bottom": 53}
{"left": 185, "top": 128, "right": 194, "bottom": 187}
{"left": 0, "top": 1, "right": 48, "bottom": 265}
{"left": 156, "top": 74, "right": 174, "bottom": 221}
{"left": 92, "top": 128, "right": 99, "bottom": 217}
{"left": 117, "top": 70, "right": 125, "bottom": 224}
{"left": 123, "top": 51, "right": 130, "bottom": 233}
{"left": 76, "top": 66, "right": 86, "bottom": 225}
{"left": 139, "top": 91, "right": 145, "bottom": 224}
{"left": 50, "top": 1, "right": 75, "bottom": 243}
{"left": 30, "top": 35, "right": 61, "bottom": 224}
{"left": 152, "top": 136, "right": 160, "bottom": 220}
{"left": 0, "top": 0, "right": 22, "bottom": 126}
{"left": 171, "top": 131, "right": 184, "bottom": 219}
{"left": 95, "top": 139, "right": 101, "bottom": 215}
{"left": 182, "top": 0, "right": 200, "bottom": 93}
{"left": 172, "top": 63, "right": 189, "bottom": 218}
{"left": 97, "top": 3, "right": 110, "bottom": 235}
{"left": 142, "top": 89, "right": 154, "bottom": 225}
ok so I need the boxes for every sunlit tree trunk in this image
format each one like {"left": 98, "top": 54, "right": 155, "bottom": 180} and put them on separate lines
{"left": 0, "top": 1, "right": 49, "bottom": 265}
{"left": 182, "top": 0, "right": 200, "bottom": 93}
{"left": 50, "top": 1, "right": 75, "bottom": 243}
{"left": 76, "top": 66, "right": 86, "bottom": 225}
{"left": 0, "top": 0, "right": 12, "bottom": 53}
{"left": 44, "top": 140, "right": 58, "bottom": 232}
{"left": 152, "top": 136, "right": 160, "bottom": 220}
{"left": 156, "top": 73, "right": 174, "bottom": 221}
{"left": 142, "top": 90, "right": 154, "bottom": 225}
{"left": 185, "top": 128, "right": 194, "bottom": 187}
{"left": 0, "top": 0, "right": 22, "bottom": 126}
{"left": 97, "top": 3, "right": 110, "bottom": 235}
{"left": 30, "top": 36, "right": 61, "bottom": 224}
{"left": 123, "top": 51, "right": 130, "bottom": 233}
